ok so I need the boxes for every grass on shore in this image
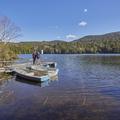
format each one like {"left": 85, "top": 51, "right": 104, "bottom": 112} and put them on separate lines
{"left": 0, "top": 73, "right": 12, "bottom": 81}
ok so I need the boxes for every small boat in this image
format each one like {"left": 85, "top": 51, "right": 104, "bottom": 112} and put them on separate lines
{"left": 30, "top": 65, "right": 59, "bottom": 77}
{"left": 47, "top": 68, "right": 59, "bottom": 77}
{"left": 42, "top": 62, "right": 57, "bottom": 68}
{"left": 16, "top": 77, "right": 50, "bottom": 87}
{"left": 15, "top": 69, "right": 49, "bottom": 82}
{"left": 12, "top": 61, "right": 58, "bottom": 82}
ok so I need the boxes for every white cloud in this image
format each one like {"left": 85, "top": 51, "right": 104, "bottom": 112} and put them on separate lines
{"left": 84, "top": 9, "right": 88, "bottom": 12}
{"left": 57, "top": 36, "right": 61, "bottom": 39}
{"left": 78, "top": 21, "right": 87, "bottom": 27}
{"left": 66, "top": 34, "right": 77, "bottom": 39}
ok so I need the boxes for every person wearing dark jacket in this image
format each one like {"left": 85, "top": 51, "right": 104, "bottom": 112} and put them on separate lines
{"left": 32, "top": 51, "right": 37, "bottom": 64}
{"left": 32, "top": 51, "right": 40, "bottom": 64}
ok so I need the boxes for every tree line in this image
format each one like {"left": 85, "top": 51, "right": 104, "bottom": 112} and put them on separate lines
{"left": 10, "top": 37, "right": 120, "bottom": 54}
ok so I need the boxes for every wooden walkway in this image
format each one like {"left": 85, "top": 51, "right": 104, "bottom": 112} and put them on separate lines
{"left": 0, "top": 61, "right": 31, "bottom": 73}
{"left": 0, "top": 60, "right": 57, "bottom": 73}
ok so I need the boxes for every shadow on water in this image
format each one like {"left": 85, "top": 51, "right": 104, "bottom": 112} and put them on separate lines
{"left": 15, "top": 77, "right": 50, "bottom": 88}
{"left": 15, "top": 74, "right": 59, "bottom": 88}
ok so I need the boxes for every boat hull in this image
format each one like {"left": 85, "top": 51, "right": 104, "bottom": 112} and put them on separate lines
{"left": 15, "top": 70, "right": 49, "bottom": 82}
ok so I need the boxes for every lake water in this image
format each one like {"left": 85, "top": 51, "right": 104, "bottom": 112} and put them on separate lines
{"left": 0, "top": 54, "right": 120, "bottom": 120}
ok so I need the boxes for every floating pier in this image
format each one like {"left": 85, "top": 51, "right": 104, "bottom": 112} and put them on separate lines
{"left": 0, "top": 61, "right": 59, "bottom": 82}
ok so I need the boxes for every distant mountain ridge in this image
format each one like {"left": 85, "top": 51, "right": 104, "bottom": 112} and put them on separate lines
{"left": 19, "top": 31, "right": 120, "bottom": 43}
{"left": 20, "top": 40, "right": 66, "bottom": 44}
{"left": 73, "top": 31, "right": 120, "bottom": 42}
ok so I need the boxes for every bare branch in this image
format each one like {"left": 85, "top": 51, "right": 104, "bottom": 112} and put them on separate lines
{"left": 0, "top": 16, "right": 21, "bottom": 43}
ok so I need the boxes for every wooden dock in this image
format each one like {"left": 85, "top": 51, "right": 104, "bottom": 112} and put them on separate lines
{"left": 0, "top": 61, "right": 57, "bottom": 73}
{"left": 0, "top": 61, "right": 31, "bottom": 73}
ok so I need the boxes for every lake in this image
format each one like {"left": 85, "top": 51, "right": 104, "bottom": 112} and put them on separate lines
{"left": 0, "top": 54, "right": 120, "bottom": 120}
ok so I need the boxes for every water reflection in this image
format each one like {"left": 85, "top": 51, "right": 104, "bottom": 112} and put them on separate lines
{"left": 15, "top": 75, "right": 58, "bottom": 88}
{"left": 0, "top": 54, "right": 120, "bottom": 120}
{"left": 80, "top": 54, "right": 120, "bottom": 65}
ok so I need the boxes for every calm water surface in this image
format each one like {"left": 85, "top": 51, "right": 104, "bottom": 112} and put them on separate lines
{"left": 0, "top": 54, "right": 120, "bottom": 120}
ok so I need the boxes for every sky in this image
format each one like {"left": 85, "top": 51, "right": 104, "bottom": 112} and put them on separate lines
{"left": 0, "top": 0, "right": 120, "bottom": 41}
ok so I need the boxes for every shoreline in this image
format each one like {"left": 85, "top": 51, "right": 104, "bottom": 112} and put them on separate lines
{"left": 0, "top": 73, "right": 12, "bottom": 81}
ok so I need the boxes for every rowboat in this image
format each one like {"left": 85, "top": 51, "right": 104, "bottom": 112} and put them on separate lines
{"left": 15, "top": 69, "right": 49, "bottom": 82}
{"left": 30, "top": 65, "right": 59, "bottom": 77}
{"left": 12, "top": 61, "right": 58, "bottom": 82}
{"left": 42, "top": 62, "right": 57, "bottom": 68}
{"left": 16, "top": 77, "right": 50, "bottom": 87}
{"left": 48, "top": 68, "right": 59, "bottom": 77}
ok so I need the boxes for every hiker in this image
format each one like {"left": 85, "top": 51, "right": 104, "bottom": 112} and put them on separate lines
{"left": 32, "top": 51, "right": 41, "bottom": 64}
{"left": 36, "top": 51, "right": 40, "bottom": 59}
{"left": 32, "top": 50, "right": 37, "bottom": 64}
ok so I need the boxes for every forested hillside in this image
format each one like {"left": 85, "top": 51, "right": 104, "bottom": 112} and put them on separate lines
{"left": 10, "top": 32, "right": 120, "bottom": 54}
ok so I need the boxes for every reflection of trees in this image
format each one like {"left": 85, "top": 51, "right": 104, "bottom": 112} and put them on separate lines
{"left": 80, "top": 55, "right": 120, "bottom": 65}
{"left": 0, "top": 85, "right": 15, "bottom": 104}
{"left": 0, "top": 78, "right": 12, "bottom": 103}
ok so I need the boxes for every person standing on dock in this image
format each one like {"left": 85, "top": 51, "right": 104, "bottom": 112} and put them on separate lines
{"left": 36, "top": 51, "right": 40, "bottom": 59}
{"left": 32, "top": 50, "right": 40, "bottom": 64}
{"left": 32, "top": 50, "right": 37, "bottom": 64}
{"left": 36, "top": 51, "right": 41, "bottom": 64}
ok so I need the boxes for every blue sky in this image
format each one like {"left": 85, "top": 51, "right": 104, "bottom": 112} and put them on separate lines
{"left": 0, "top": 0, "right": 120, "bottom": 41}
